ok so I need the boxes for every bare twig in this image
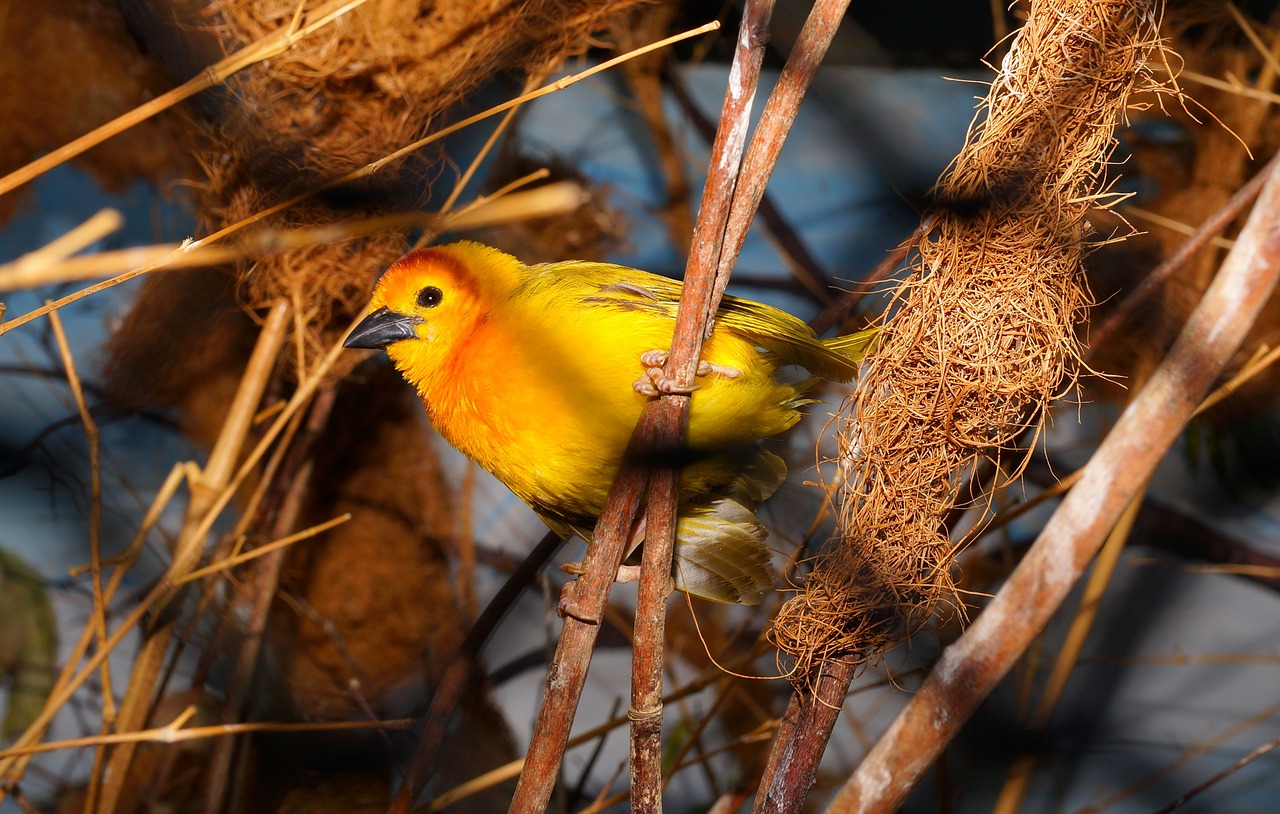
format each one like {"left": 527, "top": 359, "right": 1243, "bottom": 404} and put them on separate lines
{"left": 753, "top": 661, "right": 854, "bottom": 814}
{"left": 387, "top": 531, "right": 563, "bottom": 813}
{"left": 1154, "top": 734, "right": 1280, "bottom": 814}
{"left": 1090, "top": 150, "right": 1280, "bottom": 352}
{"left": 826, "top": 141, "right": 1280, "bottom": 814}
{"left": 0, "top": 714, "right": 412, "bottom": 759}
{"left": 631, "top": 3, "right": 776, "bottom": 811}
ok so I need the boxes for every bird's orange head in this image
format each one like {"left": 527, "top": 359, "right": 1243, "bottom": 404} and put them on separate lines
{"left": 344, "top": 241, "right": 519, "bottom": 390}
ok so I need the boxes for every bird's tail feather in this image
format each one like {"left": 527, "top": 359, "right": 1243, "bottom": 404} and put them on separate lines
{"left": 672, "top": 484, "right": 775, "bottom": 605}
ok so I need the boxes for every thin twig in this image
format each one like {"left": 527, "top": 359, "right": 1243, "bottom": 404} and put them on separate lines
{"left": 387, "top": 531, "right": 563, "bottom": 813}
{"left": 631, "top": 3, "right": 776, "bottom": 811}
{"left": 1154, "top": 734, "right": 1280, "bottom": 814}
{"left": 1090, "top": 150, "right": 1280, "bottom": 352}
{"left": 0, "top": 209, "right": 122, "bottom": 284}
{"left": 504, "top": 23, "right": 735, "bottom": 814}
{"left": 825, "top": 140, "right": 1280, "bottom": 814}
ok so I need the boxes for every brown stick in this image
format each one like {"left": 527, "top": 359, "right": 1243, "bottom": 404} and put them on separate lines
{"left": 505, "top": 433, "right": 653, "bottom": 814}
{"left": 663, "top": 66, "right": 838, "bottom": 306}
{"left": 505, "top": 11, "right": 776, "bottom": 814}
{"left": 387, "top": 530, "right": 563, "bottom": 814}
{"left": 824, "top": 144, "right": 1280, "bottom": 814}
{"left": 753, "top": 660, "right": 855, "bottom": 814}
{"left": 715, "top": 0, "right": 853, "bottom": 307}
{"left": 1088, "top": 149, "right": 1280, "bottom": 353}
{"left": 631, "top": 3, "right": 776, "bottom": 811}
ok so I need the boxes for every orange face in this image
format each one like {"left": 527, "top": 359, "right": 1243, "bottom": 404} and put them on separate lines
{"left": 348, "top": 246, "right": 485, "bottom": 352}
{"left": 345, "top": 241, "right": 525, "bottom": 401}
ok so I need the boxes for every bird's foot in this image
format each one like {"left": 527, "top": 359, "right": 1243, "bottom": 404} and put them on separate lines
{"left": 632, "top": 350, "right": 743, "bottom": 396}
{"left": 557, "top": 562, "right": 644, "bottom": 623}
{"left": 556, "top": 580, "right": 595, "bottom": 623}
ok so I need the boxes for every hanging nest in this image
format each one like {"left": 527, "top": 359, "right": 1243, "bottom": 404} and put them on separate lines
{"left": 772, "top": 0, "right": 1176, "bottom": 684}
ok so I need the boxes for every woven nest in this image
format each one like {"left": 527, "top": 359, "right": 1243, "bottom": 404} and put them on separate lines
{"left": 772, "top": 0, "right": 1175, "bottom": 684}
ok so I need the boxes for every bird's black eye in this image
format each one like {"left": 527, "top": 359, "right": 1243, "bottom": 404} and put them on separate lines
{"left": 416, "top": 286, "right": 443, "bottom": 308}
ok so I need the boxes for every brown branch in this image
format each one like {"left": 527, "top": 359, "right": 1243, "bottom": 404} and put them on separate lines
{"left": 506, "top": 438, "right": 652, "bottom": 813}
{"left": 506, "top": 10, "right": 777, "bottom": 812}
{"left": 1089, "top": 150, "right": 1280, "bottom": 353}
{"left": 752, "top": 660, "right": 854, "bottom": 814}
{"left": 825, "top": 141, "right": 1280, "bottom": 814}
{"left": 631, "top": 2, "right": 776, "bottom": 811}
{"left": 388, "top": 530, "right": 563, "bottom": 814}
{"left": 1154, "top": 734, "right": 1280, "bottom": 813}
{"left": 664, "top": 62, "right": 838, "bottom": 306}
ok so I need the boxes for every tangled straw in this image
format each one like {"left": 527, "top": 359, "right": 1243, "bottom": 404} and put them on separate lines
{"left": 774, "top": 0, "right": 1171, "bottom": 682}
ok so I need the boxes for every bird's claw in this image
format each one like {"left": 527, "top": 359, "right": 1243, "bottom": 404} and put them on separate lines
{"left": 557, "top": 563, "right": 644, "bottom": 623}
{"left": 632, "top": 350, "right": 742, "bottom": 397}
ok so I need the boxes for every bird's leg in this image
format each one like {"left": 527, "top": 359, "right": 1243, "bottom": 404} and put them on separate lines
{"left": 558, "top": 515, "right": 650, "bottom": 622}
{"left": 632, "top": 349, "right": 743, "bottom": 396}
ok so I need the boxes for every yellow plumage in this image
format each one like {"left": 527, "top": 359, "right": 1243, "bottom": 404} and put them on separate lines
{"left": 345, "top": 241, "right": 875, "bottom": 605}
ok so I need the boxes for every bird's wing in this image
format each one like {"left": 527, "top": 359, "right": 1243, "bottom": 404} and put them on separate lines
{"left": 547, "top": 262, "right": 875, "bottom": 382}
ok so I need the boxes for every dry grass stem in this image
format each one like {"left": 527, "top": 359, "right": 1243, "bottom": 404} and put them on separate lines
{"left": 174, "top": 513, "right": 351, "bottom": 585}
{"left": 0, "top": 0, "right": 374, "bottom": 199}
{"left": 0, "top": 209, "right": 122, "bottom": 285}
{"left": 0, "top": 716, "right": 412, "bottom": 761}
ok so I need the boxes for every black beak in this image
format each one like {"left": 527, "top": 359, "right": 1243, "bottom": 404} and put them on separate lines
{"left": 344, "top": 306, "right": 423, "bottom": 350}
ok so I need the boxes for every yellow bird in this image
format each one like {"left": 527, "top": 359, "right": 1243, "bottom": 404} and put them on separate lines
{"left": 344, "top": 241, "right": 875, "bottom": 605}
